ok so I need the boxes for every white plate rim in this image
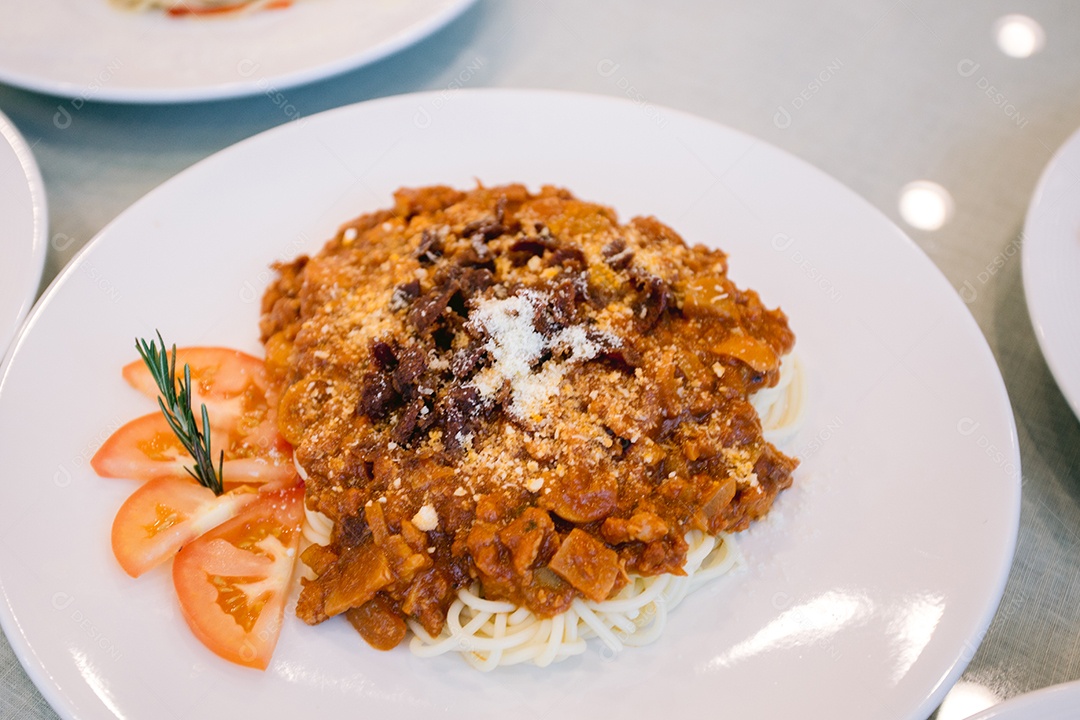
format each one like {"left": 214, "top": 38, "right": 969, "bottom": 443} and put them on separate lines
{"left": 0, "top": 89, "right": 1021, "bottom": 720}
{"left": 0, "top": 0, "right": 477, "bottom": 103}
{"left": 1022, "top": 124, "right": 1080, "bottom": 421}
{"left": 0, "top": 107, "right": 48, "bottom": 362}
{"left": 966, "top": 679, "right": 1080, "bottom": 720}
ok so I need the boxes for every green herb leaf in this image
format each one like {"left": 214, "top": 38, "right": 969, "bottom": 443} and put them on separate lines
{"left": 135, "top": 331, "right": 224, "bottom": 496}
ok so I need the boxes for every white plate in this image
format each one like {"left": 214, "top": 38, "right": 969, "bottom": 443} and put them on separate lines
{"left": 0, "top": 90, "right": 1020, "bottom": 720}
{"left": 0, "top": 0, "right": 475, "bottom": 103}
{"left": 966, "top": 680, "right": 1080, "bottom": 720}
{"left": 0, "top": 109, "right": 47, "bottom": 360}
{"left": 1023, "top": 126, "right": 1080, "bottom": 421}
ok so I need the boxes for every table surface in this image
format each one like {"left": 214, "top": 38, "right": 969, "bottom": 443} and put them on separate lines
{"left": 1, "top": 1, "right": 1079, "bottom": 718}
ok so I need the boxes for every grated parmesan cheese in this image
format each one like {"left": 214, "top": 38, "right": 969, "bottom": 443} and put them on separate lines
{"left": 467, "top": 290, "right": 620, "bottom": 421}
{"left": 412, "top": 504, "right": 439, "bottom": 532}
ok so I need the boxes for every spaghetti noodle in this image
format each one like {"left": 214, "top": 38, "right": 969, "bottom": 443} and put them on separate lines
{"left": 408, "top": 531, "right": 742, "bottom": 669}
{"left": 752, "top": 353, "right": 806, "bottom": 446}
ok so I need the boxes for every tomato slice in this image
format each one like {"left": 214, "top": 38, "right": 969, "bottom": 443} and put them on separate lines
{"left": 122, "top": 347, "right": 270, "bottom": 425}
{"left": 111, "top": 347, "right": 294, "bottom": 485}
{"left": 166, "top": 0, "right": 292, "bottom": 16}
{"left": 111, "top": 478, "right": 270, "bottom": 577}
{"left": 91, "top": 412, "right": 295, "bottom": 486}
{"left": 173, "top": 483, "right": 304, "bottom": 670}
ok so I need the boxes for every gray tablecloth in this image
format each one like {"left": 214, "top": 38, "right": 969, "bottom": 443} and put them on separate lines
{"left": 1, "top": 1, "right": 1079, "bottom": 717}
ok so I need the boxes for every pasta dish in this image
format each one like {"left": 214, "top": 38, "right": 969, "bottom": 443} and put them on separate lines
{"left": 259, "top": 184, "right": 801, "bottom": 668}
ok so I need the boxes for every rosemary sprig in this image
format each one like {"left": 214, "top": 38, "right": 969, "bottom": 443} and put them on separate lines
{"left": 135, "top": 332, "right": 224, "bottom": 496}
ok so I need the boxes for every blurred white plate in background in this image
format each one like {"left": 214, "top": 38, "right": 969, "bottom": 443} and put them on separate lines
{"left": 1023, "top": 125, "right": 1080, "bottom": 422}
{"left": 0, "top": 0, "right": 476, "bottom": 103}
{"left": 0, "top": 109, "right": 47, "bottom": 359}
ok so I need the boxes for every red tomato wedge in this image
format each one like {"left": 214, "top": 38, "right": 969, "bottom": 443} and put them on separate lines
{"left": 122, "top": 347, "right": 270, "bottom": 425}
{"left": 166, "top": 0, "right": 292, "bottom": 16}
{"left": 173, "top": 483, "right": 304, "bottom": 670}
{"left": 111, "top": 477, "right": 271, "bottom": 577}
{"left": 91, "top": 412, "right": 295, "bottom": 486}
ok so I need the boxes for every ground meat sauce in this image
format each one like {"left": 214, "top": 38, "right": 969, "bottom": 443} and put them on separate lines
{"left": 259, "top": 185, "right": 797, "bottom": 650}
